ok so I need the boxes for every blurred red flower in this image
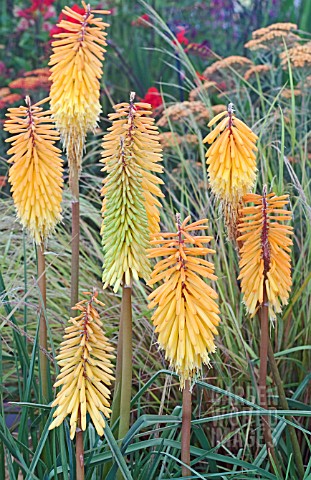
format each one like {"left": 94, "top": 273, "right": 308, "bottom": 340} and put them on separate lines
{"left": 217, "top": 81, "right": 227, "bottom": 91}
{"left": 50, "top": 4, "right": 86, "bottom": 37}
{"left": 195, "top": 71, "right": 207, "bottom": 81}
{"left": 131, "top": 13, "right": 151, "bottom": 27}
{"left": 173, "top": 27, "right": 189, "bottom": 46}
{"left": 16, "top": 0, "right": 55, "bottom": 19}
{"left": 15, "top": 0, "right": 56, "bottom": 32}
{"left": 141, "top": 87, "right": 163, "bottom": 109}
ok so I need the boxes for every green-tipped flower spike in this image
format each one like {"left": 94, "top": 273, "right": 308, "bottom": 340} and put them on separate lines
{"left": 101, "top": 92, "right": 164, "bottom": 292}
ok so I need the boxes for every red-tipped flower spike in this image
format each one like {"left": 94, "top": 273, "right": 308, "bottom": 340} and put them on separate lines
{"left": 238, "top": 186, "right": 293, "bottom": 319}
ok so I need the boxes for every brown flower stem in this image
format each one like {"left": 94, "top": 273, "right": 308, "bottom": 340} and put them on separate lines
{"left": 259, "top": 187, "right": 278, "bottom": 469}
{"left": 76, "top": 426, "right": 84, "bottom": 480}
{"left": 267, "top": 339, "right": 305, "bottom": 478}
{"left": 76, "top": 422, "right": 84, "bottom": 480}
{"left": 37, "top": 243, "right": 48, "bottom": 403}
{"left": 118, "top": 282, "right": 133, "bottom": 441}
{"left": 70, "top": 162, "right": 84, "bottom": 480}
{"left": 259, "top": 287, "right": 281, "bottom": 475}
{"left": 181, "top": 380, "right": 192, "bottom": 477}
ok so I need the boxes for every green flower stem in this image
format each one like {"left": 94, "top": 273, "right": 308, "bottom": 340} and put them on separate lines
{"left": 110, "top": 311, "right": 123, "bottom": 433}
{"left": 118, "top": 281, "right": 133, "bottom": 441}
{"left": 37, "top": 243, "right": 51, "bottom": 471}
{"left": 181, "top": 380, "right": 192, "bottom": 477}
{"left": 267, "top": 339, "right": 305, "bottom": 478}
{"left": 37, "top": 243, "right": 48, "bottom": 403}
{"left": 70, "top": 164, "right": 80, "bottom": 311}
{"left": 104, "top": 316, "right": 123, "bottom": 479}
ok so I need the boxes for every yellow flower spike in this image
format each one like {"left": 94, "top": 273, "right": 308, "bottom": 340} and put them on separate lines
{"left": 147, "top": 214, "right": 220, "bottom": 388}
{"left": 203, "top": 103, "right": 258, "bottom": 240}
{"left": 237, "top": 186, "right": 293, "bottom": 320}
{"left": 49, "top": 290, "right": 115, "bottom": 439}
{"left": 101, "top": 92, "right": 164, "bottom": 292}
{"left": 4, "top": 96, "right": 63, "bottom": 244}
{"left": 49, "top": 2, "right": 109, "bottom": 176}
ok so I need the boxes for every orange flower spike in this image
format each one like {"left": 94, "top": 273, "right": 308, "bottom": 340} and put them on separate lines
{"left": 237, "top": 186, "right": 293, "bottom": 319}
{"left": 4, "top": 96, "right": 63, "bottom": 243}
{"left": 204, "top": 103, "right": 258, "bottom": 239}
{"left": 147, "top": 214, "right": 220, "bottom": 388}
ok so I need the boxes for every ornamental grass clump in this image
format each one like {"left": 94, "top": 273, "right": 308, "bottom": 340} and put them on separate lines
{"left": 147, "top": 214, "right": 220, "bottom": 388}
{"left": 101, "top": 92, "right": 164, "bottom": 292}
{"left": 49, "top": 291, "right": 115, "bottom": 439}
{"left": 204, "top": 103, "right": 258, "bottom": 240}
{"left": 4, "top": 96, "right": 63, "bottom": 244}
{"left": 238, "top": 187, "right": 293, "bottom": 319}
{"left": 49, "top": 1, "right": 109, "bottom": 174}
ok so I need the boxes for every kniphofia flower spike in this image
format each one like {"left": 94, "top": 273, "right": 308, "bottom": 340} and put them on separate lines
{"left": 49, "top": 2, "right": 109, "bottom": 176}
{"left": 49, "top": 291, "right": 115, "bottom": 439}
{"left": 204, "top": 103, "right": 258, "bottom": 239}
{"left": 4, "top": 96, "right": 63, "bottom": 243}
{"left": 147, "top": 215, "right": 220, "bottom": 388}
{"left": 101, "top": 92, "right": 164, "bottom": 292}
{"left": 238, "top": 186, "right": 293, "bottom": 319}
